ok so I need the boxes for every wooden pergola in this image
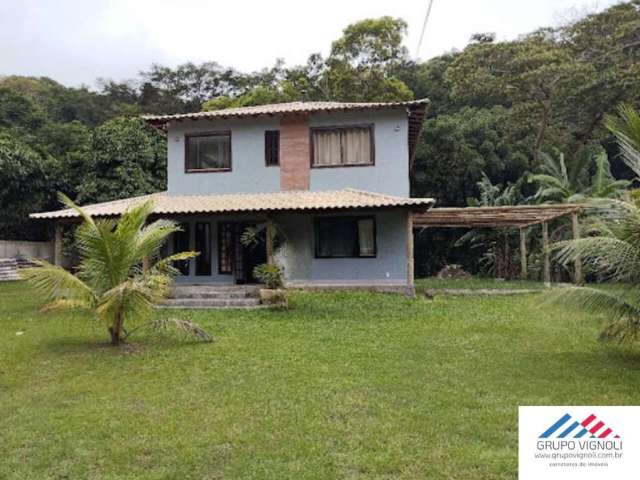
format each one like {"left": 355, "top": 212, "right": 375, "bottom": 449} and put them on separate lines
{"left": 413, "top": 204, "right": 584, "bottom": 284}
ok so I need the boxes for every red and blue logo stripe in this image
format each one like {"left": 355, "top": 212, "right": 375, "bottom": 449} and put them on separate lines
{"left": 539, "top": 413, "right": 620, "bottom": 439}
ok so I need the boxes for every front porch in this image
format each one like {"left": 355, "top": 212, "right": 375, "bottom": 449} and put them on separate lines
{"left": 162, "top": 209, "right": 415, "bottom": 292}
{"left": 32, "top": 188, "right": 435, "bottom": 296}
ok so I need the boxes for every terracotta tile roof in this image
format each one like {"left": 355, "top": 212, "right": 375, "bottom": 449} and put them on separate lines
{"left": 142, "top": 99, "right": 429, "bottom": 162}
{"left": 141, "top": 99, "right": 429, "bottom": 123}
{"left": 30, "top": 189, "right": 435, "bottom": 220}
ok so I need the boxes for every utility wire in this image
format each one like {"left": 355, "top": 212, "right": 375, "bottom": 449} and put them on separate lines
{"left": 415, "top": 0, "right": 435, "bottom": 59}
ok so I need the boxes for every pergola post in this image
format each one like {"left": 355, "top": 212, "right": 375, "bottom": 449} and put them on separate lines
{"left": 265, "top": 219, "right": 275, "bottom": 266}
{"left": 571, "top": 212, "right": 582, "bottom": 284}
{"left": 519, "top": 227, "right": 527, "bottom": 280}
{"left": 542, "top": 221, "right": 550, "bottom": 286}
{"left": 53, "top": 223, "right": 63, "bottom": 267}
{"left": 406, "top": 211, "right": 415, "bottom": 293}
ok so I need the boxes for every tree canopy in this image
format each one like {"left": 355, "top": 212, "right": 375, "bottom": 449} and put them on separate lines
{"left": 0, "top": 2, "right": 639, "bottom": 249}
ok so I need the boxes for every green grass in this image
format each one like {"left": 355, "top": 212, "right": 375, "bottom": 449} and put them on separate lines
{"left": 416, "top": 277, "right": 546, "bottom": 291}
{"left": 1, "top": 281, "right": 639, "bottom": 479}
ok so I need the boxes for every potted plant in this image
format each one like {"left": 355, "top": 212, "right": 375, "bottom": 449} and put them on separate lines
{"left": 253, "top": 263, "right": 287, "bottom": 307}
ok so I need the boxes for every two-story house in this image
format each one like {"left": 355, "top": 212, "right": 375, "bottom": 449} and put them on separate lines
{"left": 31, "top": 100, "right": 435, "bottom": 294}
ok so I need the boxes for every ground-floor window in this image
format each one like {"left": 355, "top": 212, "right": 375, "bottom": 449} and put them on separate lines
{"left": 314, "top": 216, "right": 376, "bottom": 258}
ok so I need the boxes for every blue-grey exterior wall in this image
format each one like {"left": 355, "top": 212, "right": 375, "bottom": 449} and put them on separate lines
{"left": 169, "top": 210, "right": 409, "bottom": 285}
{"left": 277, "top": 209, "right": 408, "bottom": 283}
{"left": 309, "top": 110, "right": 409, "bottom": 196}
{"left": 165, "top": 109, "right": 409, "bottom": 197}
{"left": 166, "top": 118, "right": 281, "bottom": 196}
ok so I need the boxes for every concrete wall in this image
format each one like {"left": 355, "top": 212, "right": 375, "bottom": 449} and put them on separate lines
{"left": 0, "top": 240, "right": 53, "bottom": 262}
{"left": 166, "top": 109, "right": 409, "bottom": 197}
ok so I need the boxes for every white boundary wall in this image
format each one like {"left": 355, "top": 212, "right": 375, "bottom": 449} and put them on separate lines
{"left": 0, "top": 240, "right": 53, "bottom": 262}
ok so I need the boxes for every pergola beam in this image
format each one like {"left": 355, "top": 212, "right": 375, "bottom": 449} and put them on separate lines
{"left": 414, "top": 204, "right": 584, "bottom": 286}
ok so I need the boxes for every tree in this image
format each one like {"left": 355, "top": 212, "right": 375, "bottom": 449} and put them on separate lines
{"left": 445, "top": 30, "right": 590, "bottom": 164}
{"left": 324, "top": 17, "right": 414, "bottom": 101}
{"left": 606, "top": 103, "right": 640, "bottom": 177}
{"left": 530, "top": 148, "right": 629, "bottom": 203}
{"left": 550, "top": 105, "right": 640, "bottom": 342}
{"left": 412, "top": 106, "right": 530, "bottom": 205}
{"left": 76, "top": 117, "right": 166, "bottom": 204}
{"left": 0, "top": 134, "right": 53, "bottom": 240}
{"left": 22, "top": 195, "right": 209, "bottom": 346}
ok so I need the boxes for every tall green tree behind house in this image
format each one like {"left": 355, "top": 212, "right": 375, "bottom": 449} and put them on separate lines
{"left": 0, "top": 2, "right": 639, "bottom": 253}
{"left": 76, "top": 117, "right": 166, "bottom": 204}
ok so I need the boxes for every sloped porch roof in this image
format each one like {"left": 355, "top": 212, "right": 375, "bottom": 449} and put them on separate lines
{"left": 30, "top": 189, "right": 435, "bottom": 220}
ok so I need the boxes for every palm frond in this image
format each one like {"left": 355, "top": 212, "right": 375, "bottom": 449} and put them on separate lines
{"left": 150, "top": 251, "right": 199, "bottom": 277}
{"left": 606, "top": 103, "right": 640, "bottom": 178}
{"left": 40, "top": 299, "right": 92, "bottom": 312}
{"left": 131, "top": 317, "right": 213, "bottom": 342}
{"left": 96, "top": 279, "right": 157, "bottom": 328}
{"left": 552, "top": 237, "right": 640, "bottom": 283}
{"left": 546, "top": 286, "right": 640, "bottom": 343}
{"left": 21, "top": 259, "right": 96, "bottom": 306}
{"left": 134, "top": 219, "right": 181, "bottom": 263}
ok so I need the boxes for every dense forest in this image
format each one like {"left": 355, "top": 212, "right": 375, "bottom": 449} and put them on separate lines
{"left": 1, "top": 1, "right": 639, "bottom": 276}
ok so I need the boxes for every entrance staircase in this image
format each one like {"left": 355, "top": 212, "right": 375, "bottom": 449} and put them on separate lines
{"left": 0, "top": 258, "right": 20, "bottom": 282}
{"left": 162, "top": 285, "right": 262, "bottom": 309}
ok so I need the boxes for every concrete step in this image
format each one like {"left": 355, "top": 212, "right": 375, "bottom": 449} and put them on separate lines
{"left": 0, "top": 275, "right": 21, "bottom": 281}
{"left": 168, "top": 290, "right": 256, "bottom": 299}
{"left": 161, "top": 298, "right": 262, "bottom": 309}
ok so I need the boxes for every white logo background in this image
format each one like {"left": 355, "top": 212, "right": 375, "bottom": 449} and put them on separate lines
{"left": 519, "top": 406, "right": 640, "bottom": 480}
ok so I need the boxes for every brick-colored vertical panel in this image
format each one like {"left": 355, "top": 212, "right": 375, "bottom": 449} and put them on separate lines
{"left": 280, "top": 115, "right": 310, "bottom": 191}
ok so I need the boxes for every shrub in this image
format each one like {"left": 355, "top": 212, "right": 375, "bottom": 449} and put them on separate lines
{"left": 253, "top": 263, "right": 284, "bottom": 289}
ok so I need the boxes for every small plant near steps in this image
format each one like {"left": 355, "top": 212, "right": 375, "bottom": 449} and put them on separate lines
{"left": 253, "top": 263, "right": 288, "bottom": 308}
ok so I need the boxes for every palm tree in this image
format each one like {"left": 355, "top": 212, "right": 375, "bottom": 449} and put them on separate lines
{"left": 530, "top": 149, "right": 629, "bottom": 203}
{"left": 549, "top": 105, "right": 640, "bottom": 342}
{"left": 22, "top": 194, "right": 209, "bottom": 346}
{"left": 606, "top": 103, "right": 640, "bottom": 177}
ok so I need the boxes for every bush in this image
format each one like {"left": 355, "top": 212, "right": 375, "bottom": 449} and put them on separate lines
{"left": 253, "top": 263, "right": 284, "bottom": 289}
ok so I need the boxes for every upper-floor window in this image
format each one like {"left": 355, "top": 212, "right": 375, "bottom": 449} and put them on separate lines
{"left": 185, "top": 132, "right": 231, "bottom": 173}
{"left": 265, "top": 130, "right": 279, "bottom": 166}
{"left": 311, "top": 125, "right": 374, "bottom": 168}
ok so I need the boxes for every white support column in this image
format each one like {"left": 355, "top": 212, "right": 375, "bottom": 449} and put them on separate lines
{"left": 406, "top": 211, "right": 415, "bottom": 295}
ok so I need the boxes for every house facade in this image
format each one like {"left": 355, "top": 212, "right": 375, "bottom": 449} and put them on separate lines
{"left": 31, "top": 100, "right": 434, "bottom": 294}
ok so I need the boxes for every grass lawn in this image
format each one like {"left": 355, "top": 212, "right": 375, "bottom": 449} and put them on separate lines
{"left": 1, "top": 281, "right": 639, "bottom": 479}
{"left": 416, "top": 277, "right": 546, "bottom": 291}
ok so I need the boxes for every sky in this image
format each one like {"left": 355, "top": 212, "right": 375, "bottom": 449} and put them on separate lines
{"left": 0, "top": 0, "right": 622, "bottom": 88}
